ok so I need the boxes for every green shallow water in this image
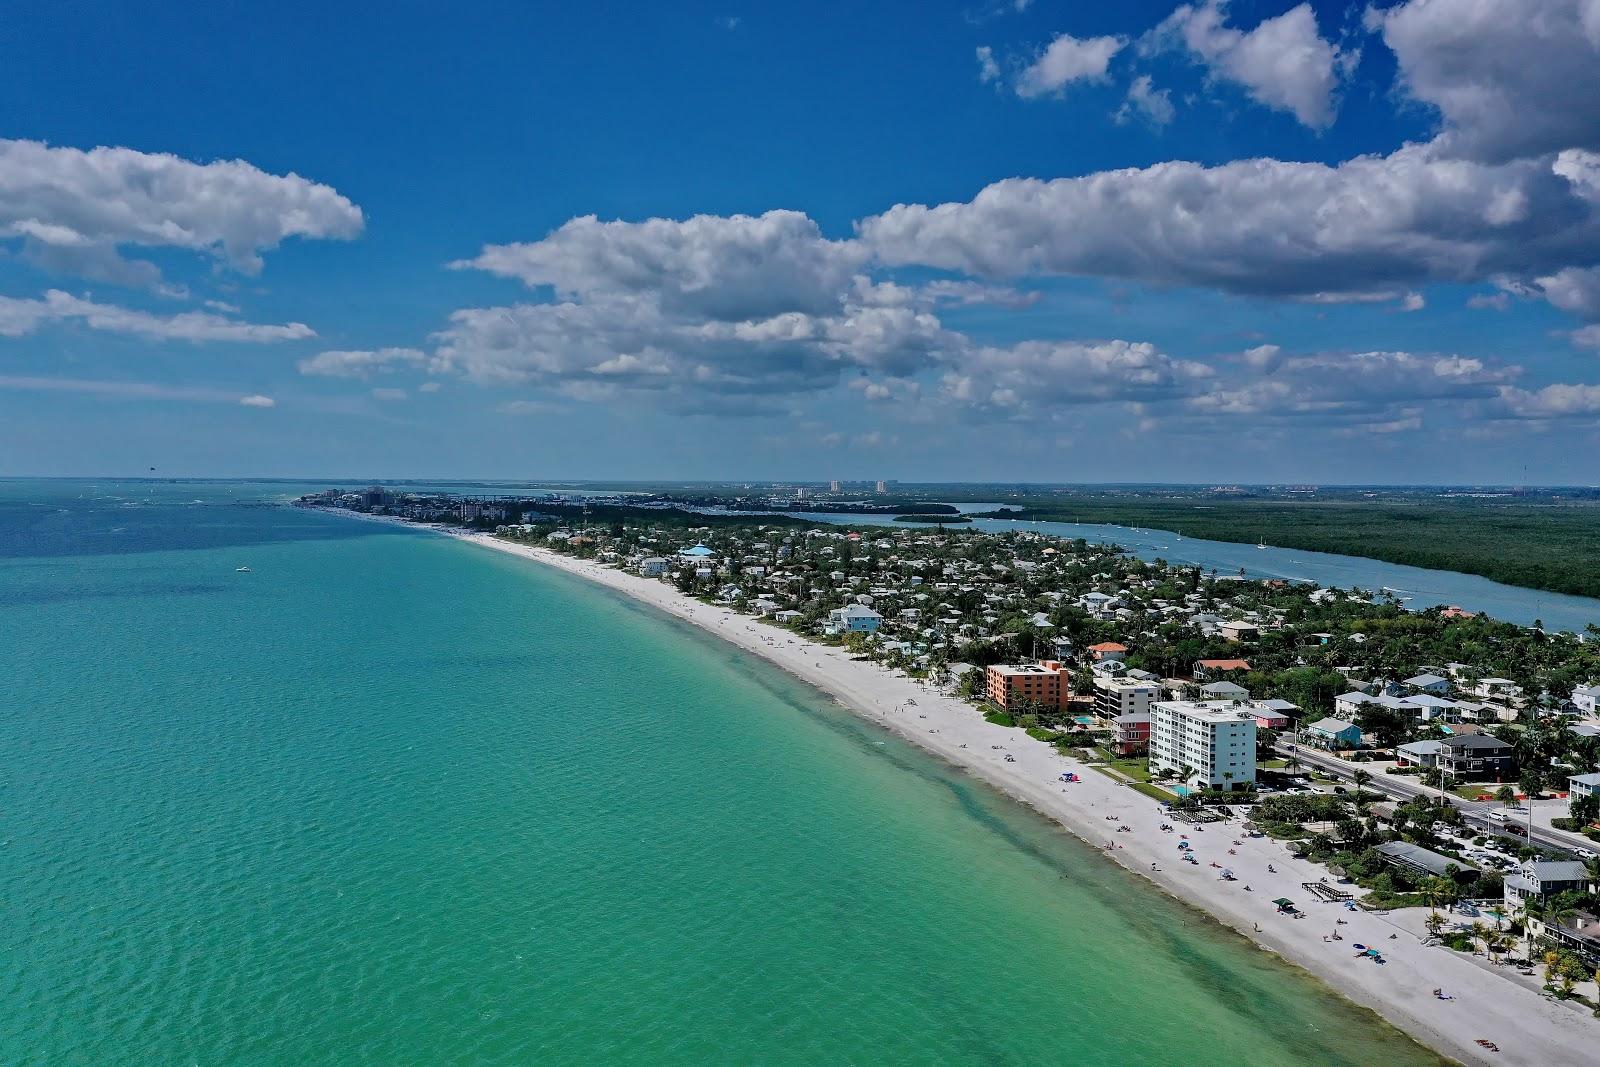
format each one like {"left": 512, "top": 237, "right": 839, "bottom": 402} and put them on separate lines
{"left": 0, "top": 481, "right": 1447, "bottom": 1065}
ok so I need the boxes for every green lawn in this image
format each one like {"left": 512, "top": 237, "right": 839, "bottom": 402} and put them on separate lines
{"left": 1450, "top": 784, "right": 1511, "bottom": 801}
{"left": 1082, "top": 747, "right": 1152, "bottom": 782}
{"left": 1258, "top": 758, "right": 1288, "bottom": 769}
{"left": 1106, "top": 758, "right": 1152, "bottom": 783}
{"left": 1130, "top": 782, "right": 1179, "bottom": 803}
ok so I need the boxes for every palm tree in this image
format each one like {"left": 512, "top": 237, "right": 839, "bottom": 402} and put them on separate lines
{"left": 1422, "top": 876, "right": 1458, "bottom": 939}
{"left": 1486, "top": 928, "right": 1512, "bottom": 965}
{"left": 1352, "top": 768, "right": 1372, "bottom": 806}
{"left": 1520, "top": 898, "right": 1545, "bottom": 960}
{"left": 1468, "top": 921, "right": 1491, "bottom": 957}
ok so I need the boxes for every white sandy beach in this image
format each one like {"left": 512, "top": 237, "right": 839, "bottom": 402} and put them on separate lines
{"left": 344, "top": 512, "right": 1598, "bottom": 1066}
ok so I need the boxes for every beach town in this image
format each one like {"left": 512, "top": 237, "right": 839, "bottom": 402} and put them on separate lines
{"left": 306, "top": 486, "right": 1600, "bottom": 1066}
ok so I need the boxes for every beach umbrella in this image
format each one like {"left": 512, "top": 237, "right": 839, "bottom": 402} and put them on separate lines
{"left": 1272, "top": 897, "right": 1294, "bottom": 909}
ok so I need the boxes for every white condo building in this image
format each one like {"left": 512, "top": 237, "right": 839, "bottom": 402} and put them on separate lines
{"left": 1094, "top": 675, "right": 1160, "bottom": 720}
{"left": 1149, "top": 700, "right": 1257, "bottom": 791}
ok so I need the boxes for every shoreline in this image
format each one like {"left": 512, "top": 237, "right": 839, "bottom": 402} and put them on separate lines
{"left": 337, "top": 510, "right": 1596, "bottom": 1066}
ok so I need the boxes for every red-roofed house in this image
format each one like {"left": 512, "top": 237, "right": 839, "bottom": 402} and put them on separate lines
{"left": 1194, "top": 658, "right": 1251, "bottom": 681}
{"left": 1088, "top": 642, "right": 1128, "bottom": 662}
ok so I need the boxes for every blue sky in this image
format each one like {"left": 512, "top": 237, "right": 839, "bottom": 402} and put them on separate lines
{"left": 3, "top": 0, "right": 1600, "bottom": 483}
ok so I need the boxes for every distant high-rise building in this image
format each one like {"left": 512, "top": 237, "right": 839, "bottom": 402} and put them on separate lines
{"left": 829, "top": 480, "right": 841, "bottom": 494}
{"left": 875, "top": 480, "right": 888, "bottom": 494}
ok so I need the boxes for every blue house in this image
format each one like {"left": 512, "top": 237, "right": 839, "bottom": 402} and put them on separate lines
{"left": 827, "top": 604, "right": 883, "bottom": 634}
{"left": 1302, "top": 716, "right": 1363, "bottom": 750}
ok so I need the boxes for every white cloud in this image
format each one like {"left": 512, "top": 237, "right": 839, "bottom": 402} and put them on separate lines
{"left": 1151, "top": 1, "right": 1350, "bottom": 128}
{"left": 440, "top": 210, "right": 964, "bottom": 405}
{"left": 940, "top": 338, "right": 1212, "bottom": 411}
{"left": 1187, "top": 349, "right": 1512, "bottom": 424}
{"left": 0, "top": 290, "right": 313, "bottom": 342}
{"left": 418, "top": 380, "right": 443, "bottom": 393}
{"left": 1533, "top": 265, "right": 1600, "bottom": 320}
{"left": 1571, "top": 324, "right": 1600, "bottom": 349}
{"left": 976, "top": 46, "right": 1001, "bottom": 84}
{"left": 1015, "top": 33, "right": 1125, "bottom": 98}
{"left": 1399, "top": 291, "right": 1425, "bottom": 312}
{"left": 297, "top": 347, "right": 429, "bottom": 378}
{"left": 0, "top": 139, "right": 363, "bottom": 289}
{"left": 1497, "top": 382, "right": 1600, "bottom": 418}
{"left": 859, "top": 144, "right": 1600, "bottom": 304}
{"left": 452, "top": 210, "right": 866, "bottom": 322}
{"left": 1467, "top": 291, "right": 1510, "bottom": 311}
{"left": 1114, "top": 75, "right": 1175, "bottom": 127}
{"left": 1373, "top": 0, "right": 1600, "bottom": 162}
{"left": 238, "top": 394, "right": 276, "bottom": 407}
{"left": 370, "top": 387, "right": 407, "bottom": 401}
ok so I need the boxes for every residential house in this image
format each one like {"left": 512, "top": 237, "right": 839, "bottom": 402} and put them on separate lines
{"left": 1218, "top": 621, "right": 1259, "bottom": 641}
{"left": 1407, "top": 694, "right": 1461, "bottom": 723}
{"left": 1088, "top": 642, "right": 1128, "bottom": 662}
{"left": 1334, "top": 691, "right": 1373, "bottom": 719}
{"left": 1395, "top": 738, "right": 1447, "bottom": 769}
{"left": 1437, "top": 734, "right": 1516, "bottom": 780}
{"left": 1529, "top": 911, "right": 1600, "bottom": 967}
{"left": 1504, "top": 859, "right": 1593, "bottom": 911}
{"left": 1568, "top": 772, "right": 1600, "bottom": 801}
{"left": 1199, "top": 680, "right": 1250, "bottom": 701}
{"left": 1193, "top": 658, "right": 1250, "bottom": 681}
{"left": 826, "top": 604, "right": 883, "bottom": 634}
{"left": 1301, "top": 717, "right": 1363, "bottom": 750}
{"left": 1113, "top": 711, "right": 1151, "bottom": 755}
{"left": 638, "top": 556, "right": 669, "bottom": 577}
{"left": 1404, "top": 673, "right": 1452, "bottom": 695}
{"left": 1252, "top": 699, "right": 1297, "bottom": 729}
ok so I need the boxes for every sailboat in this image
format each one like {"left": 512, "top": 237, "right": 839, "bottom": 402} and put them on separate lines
{"left": 235, "top": 565, "right": 252, "bottom": 573}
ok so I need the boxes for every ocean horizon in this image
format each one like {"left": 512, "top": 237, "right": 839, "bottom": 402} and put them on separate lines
{"left": 0, "top": 480, "right": 1447, "bottom": 1065}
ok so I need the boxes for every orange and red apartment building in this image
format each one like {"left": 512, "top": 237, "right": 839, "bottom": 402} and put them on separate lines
{"left": 984, "top": 660, "right": 1073, "bottom": 711}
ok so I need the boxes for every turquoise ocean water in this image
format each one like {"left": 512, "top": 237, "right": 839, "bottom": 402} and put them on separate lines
{"left": 0, "top": 480, "right": 1445, "bottom": 1065}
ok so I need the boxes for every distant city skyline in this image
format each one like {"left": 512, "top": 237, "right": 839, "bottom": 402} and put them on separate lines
{"left": 3, "top": 1, "right": 1600, "bottom": 483}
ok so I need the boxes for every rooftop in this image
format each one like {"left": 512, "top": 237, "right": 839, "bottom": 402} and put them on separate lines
{"left": 1439, "top": 733, "right": 1512, "bottom": 751}
{"left": 1305, "top": 716, "right": 1359, "bottom": 734}
{"left": 1154, "top": 699, "right": 1258, "bottom": 725}
{"left": 1374, "top": 841, "right": 1479, "bottom": 878}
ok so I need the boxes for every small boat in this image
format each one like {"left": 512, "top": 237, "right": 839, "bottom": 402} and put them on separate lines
{"left": 235, "top": 566, "right": 252, "bottom": 572}
{"left": 1256, "top": 540, "right": 1267, "bottom": 549}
